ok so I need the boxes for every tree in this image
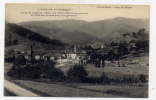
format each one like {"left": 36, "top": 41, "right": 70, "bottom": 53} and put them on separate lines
{"left": 67, "top": 64, "right": 88, "bottom": 82}
{"left": 15, "top": 54, "right": 26, "bottom": 65}
{"left": 47, "top": 67, "right": 65, "bottom": 81}
{"left": 100, "top": 72, "right": 110, "bottom": 84}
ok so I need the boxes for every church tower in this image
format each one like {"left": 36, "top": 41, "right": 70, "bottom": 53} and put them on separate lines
{"left": 74, "top": 45, "right": 77, "bottom": 53}
{"left": 101, "top": 44, "right": 104, "bottom": 49}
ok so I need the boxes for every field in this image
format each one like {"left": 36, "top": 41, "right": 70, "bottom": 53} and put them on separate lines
{"left": 58, "top": 55, "right": 148, "bottom": 79}
{"left": 4, "top": 55, "right": 149, "bottom": 97}
{"left": 9, "top": 79, "right": 147, "bottom": 97}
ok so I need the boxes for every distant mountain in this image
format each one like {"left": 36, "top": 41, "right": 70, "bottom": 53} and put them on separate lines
{"left": 5, "top": 23, "right": 65, "bottom": 50}
{"left": 91, "top": 17, "right": 149, "bottom": 39}
{"left": 18, "top": 17, "right": 149, "bottom": 45}
{"left": 18, "top": 19, "right": 102, "bottom": 45}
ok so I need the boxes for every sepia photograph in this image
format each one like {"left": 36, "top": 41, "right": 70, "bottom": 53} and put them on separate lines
{"left": 4, "top": 4, "right": 149, "bottom": 97}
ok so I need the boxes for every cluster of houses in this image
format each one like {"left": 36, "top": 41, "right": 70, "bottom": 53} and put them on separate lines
{"left": 13, "top": 45, "right": 89, "bottom": 66}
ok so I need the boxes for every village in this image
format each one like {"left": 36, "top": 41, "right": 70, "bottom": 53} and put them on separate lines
{"left": 8, "top": 40, "right": 142, "bottom": 69}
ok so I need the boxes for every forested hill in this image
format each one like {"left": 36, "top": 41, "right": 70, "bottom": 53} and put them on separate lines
{"left": 5, "top": 23, "right": 65, "bottom": 50}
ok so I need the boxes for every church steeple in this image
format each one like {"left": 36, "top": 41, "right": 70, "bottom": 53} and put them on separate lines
{"left": 101, "top": 44, "right": 104, "bottom": 49}
{"left": 74, "top": 45, "right": 77, "bottom": 53}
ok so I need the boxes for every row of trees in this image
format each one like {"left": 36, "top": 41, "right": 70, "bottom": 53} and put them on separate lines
{"left": 7, "top": 61, "right": 88, "bottom": 82}
{"left": 7, "top": 61, "right": 147, "bottom": 84}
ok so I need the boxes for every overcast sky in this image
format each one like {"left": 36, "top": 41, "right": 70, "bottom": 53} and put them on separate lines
{"left": 6, "top": 4, "right": 150, "bottom": 23}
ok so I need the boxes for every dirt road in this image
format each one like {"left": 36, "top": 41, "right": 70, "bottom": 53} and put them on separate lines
{"left": 4, "top": 80, "right": 39, "bottom": 96}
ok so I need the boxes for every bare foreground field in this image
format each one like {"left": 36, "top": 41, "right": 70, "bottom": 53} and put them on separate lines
{"left": 4, "top": 56, "right": 148, "bottom": 97}
{"left": 7, "top": 79, "right": 147, "bottom": 97}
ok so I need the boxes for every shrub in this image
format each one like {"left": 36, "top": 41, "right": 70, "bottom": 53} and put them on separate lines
{"left": 7, "top": 61, "right": 65, "bottom": 81}
{"left": 39, "top": 61, "right": 55, "bottom": 74}
{"left": 15, "top": 55, "right": 26, "bottom": 65}
{"left": 7, "top": 64, "right": 42, "bottom": 79}
{"left": 7, "top": 65, "right": 22, "bottom": 78}
{"left": 7, "top": 62, "right": 51, "bottom": 79}
{"left": 100, "top": 72, "right": 110, "bottom": 84}
{"left": 108, "top": 74, "right": 148, "bottom": 84}
{"left": 121, "top": 75, "right": 139, "bottom": 83}
{"left": 5, "top": 57, "right": 14, "bottom": 63}
{"left": 35, "top": 61, "right": 65, "bottom": 81}
{"left": 67, "top": 64, "right": 88, "bottom": 82}
{"left": 47, "top": 67, "right": 65, "bottom": 81}
{"left": 139, "top": 74, "right": 147, "bottom": 83}
{"left": 20, "top": 64, "right": 41, "bottom": 79}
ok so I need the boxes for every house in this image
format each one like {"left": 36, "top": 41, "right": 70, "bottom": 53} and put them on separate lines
{"left": 35, "top": 55, "right": 41, "bottom": 60}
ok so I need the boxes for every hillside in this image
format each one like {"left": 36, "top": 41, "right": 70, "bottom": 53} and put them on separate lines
{"left": 5, "top": 23, "right": 65, "bottom": 50}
